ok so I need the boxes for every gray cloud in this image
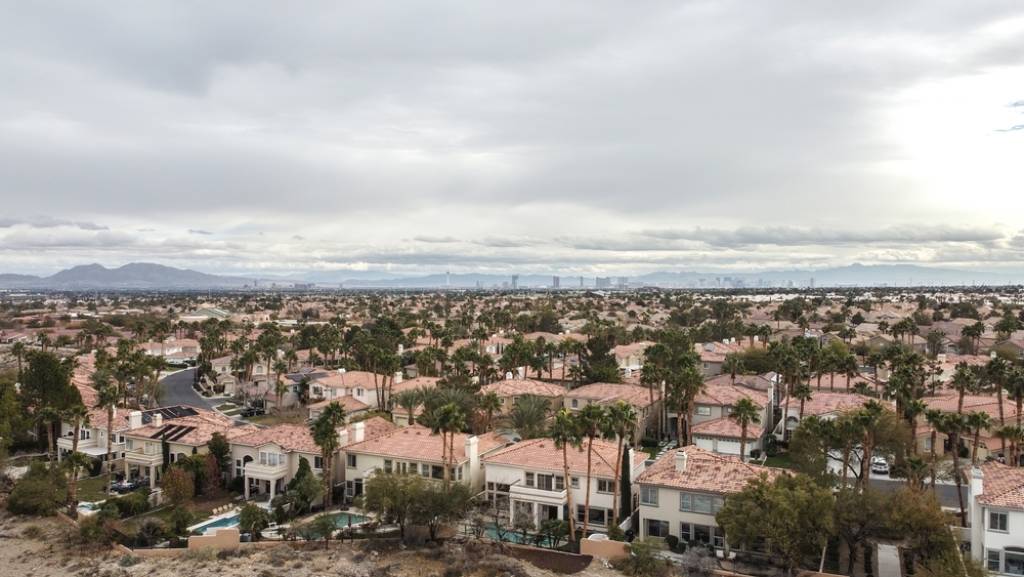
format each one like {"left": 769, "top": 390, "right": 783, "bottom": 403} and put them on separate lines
{"left": 0, "top": 1, "right": 1022, "bottom": 276}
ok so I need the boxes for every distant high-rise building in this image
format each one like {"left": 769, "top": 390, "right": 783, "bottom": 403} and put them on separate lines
{"left": 579, "top": 276, "right": 584, "bottom": 288}
{"left": 552, "top": 276, "right": 560, "bottom": 288}
{"left": 616, "top": 276, "right": 628, "bottom": 288}
{"left": 595, "top": 276, "right": 612, "bottom": 289}
{"left": 446, "top": 270, "right": 451, "bottom": 288}
{"left": 511, "top": 275, "right": 519, "bottom": 290}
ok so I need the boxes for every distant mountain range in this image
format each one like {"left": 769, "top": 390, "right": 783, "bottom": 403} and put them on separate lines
{"left": 0, "top": 263, "right": 250, "bottom": 289}
{"left": 0, "top": 262, "right": 1021, "bottom": 290}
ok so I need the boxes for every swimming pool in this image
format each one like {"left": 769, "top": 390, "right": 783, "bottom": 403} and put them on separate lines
{"left": 191, "top": 513, "right": 240, "bottom": 534}
{"left": 326, "top": 512, "right": 369, "bottom": 528}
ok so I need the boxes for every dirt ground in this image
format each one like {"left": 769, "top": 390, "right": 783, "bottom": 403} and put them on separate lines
{"left": 0, "top": 513, "right": 624, "bottom": 577}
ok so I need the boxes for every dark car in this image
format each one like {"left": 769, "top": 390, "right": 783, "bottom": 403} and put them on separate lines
{"left": 240, "top": 406, "right": 265, "bottom": 418}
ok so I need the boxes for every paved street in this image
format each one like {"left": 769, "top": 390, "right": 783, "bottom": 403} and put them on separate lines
{"left": 159, "top": 368, "right": 216, "bottom": 410}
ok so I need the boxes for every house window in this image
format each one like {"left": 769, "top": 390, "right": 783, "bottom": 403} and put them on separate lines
{"left": 409, "top": 462, "right": 418, "bottom": 474}
{"left": 597, "top": 479, "right": 613, "bottom": 494}
{"left": 990, "top": 511, "right": 1009, "bottom": 532}
{"left": 356, "top": 388, "right": 364, "bottom": 397}
{"left": 640, "top": 486, "right": 659, "bottom": 506}
{"left": 1006, "top": 551, "right": 1024, "bottom": 576}
{"left": 693, "top": 525, "right": 713, "bottom": 545}
{"left": 696, "top": 406, "right": 712, "bottom": 416}
{"left": 431, "top": 465, "right": 444, "bottom": 479}
{"left": 571, "top": 476, "right": 580, "bottom": 489}
{"left": 987, "top": 550, "right": 1001, "bottom": 572}
{"left": 646, "top": 519, "right": 669, "bottom": 538}
{"left": 576, "top": 505, "right": 607, "bottom": 526}
{"left": 384, "top": 460, "right": 393, "bottom": 473}
{"left": 346, "top": 454, "right": 357, "bottom": 468}
{"left": 571, "top": 399, "right": 579, "bottom": 408}
{"left": 680, "top": 523, "right": 691, "bottom": 541}
{"left": 525, "top": 472, "right": 535, "bottom": 487}
{"left": 313, "top": 456, "right": 323, "bottom": 469}
{"left": 680, "top": 492, "right": 723, "bottom": 514}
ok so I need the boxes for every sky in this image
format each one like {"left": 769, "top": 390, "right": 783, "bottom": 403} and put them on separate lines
{"left": 1, "top": 1, "right": 1023, "bottom": 278}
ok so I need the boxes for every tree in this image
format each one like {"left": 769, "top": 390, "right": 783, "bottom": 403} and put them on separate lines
{"left": 965, "top": 411, "right": 992, "bottom": 466}
{"left": 834, "top": 489, "right": 889, "bottom": 575}
{"left": 500, "top": 394, "right": 550, "bottom": 439}
{"left": 935, "top": 413, "right": 969, "bottom": 526}
{"left": 94, "top": 370, "right": 120, "bottom": 496}
{"left": 310, "top": 401, "right": 347, "bottom": 507}
{"left": 603, "top": 401, "right": 637, "bottom": 527}
{"left": 730, "top": 397, "right": 762, "bottom": 463}
{"left": 410, "top": 482, "right": 473, "bottom": 541}
{"left": 576, "top": 403, "right": 606, "bottom": 537}
{"left": 207, "top": 431, "right": 231, "bottom": 475}
{"left": 238, "top": 502, "right": 271, "bottom": 540}
{"left": 950, "top": 362, "right": 979, "bottom": 415}
{"left": 7, "top": 461, "right": 67, "bottom": 516}
{"left": 163, "top": 466, "right": 195, "bottom": 506}
{"left": 358, "top": 472, "right": 424, "bottom": 539}
{"left": 722, "top": 355, "right": 744, "bottom": 384}
{"left": 550, "top": 408, "right": 582, "bottom": 544}
{"left": 393, "top": 389, "right": 423, "bottom": 426}
{"left": 63, "top": 402, "right": 90, "bottom": 516}
{"left": 717, "top": 473, "right": 835, "bottom": 576}
{"left": 477, "top": 391, "right": 502, "bottom": 431}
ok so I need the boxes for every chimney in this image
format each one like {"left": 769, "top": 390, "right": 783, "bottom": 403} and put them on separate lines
{"left": 353, "top": 421, "right": 365, "bottom": 443}
{"left": 969, "top": 467, "right": 984, "bottom": 560}
{"left": 465, "top": 435, "right": 480, "bottom": 486}
{"left": 153, "top": 413, "right": 163, "bottom": 428}
{"left": 394, "top": 371, "right": 403, "bottom": 384}
{"left": 505, "top": 371, "right": 514, "bottom": 380}
{"left": 397, "top": 343, "right": 404, "bottom": 355}
{"left": 516, "top": 367, "right": 525, "bottom": 379}
{"left": 990, "top": 351, "right": 997, "bottom": 359}
{"left": 129, "top": 410, "right": 143, "bottom": 430}
{"left": 675, "top": 450, "right": 689, "bottom": 472}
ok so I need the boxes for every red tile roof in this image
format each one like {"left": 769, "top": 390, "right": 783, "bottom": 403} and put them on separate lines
{"left": 637, "top": 445, "right": 783, "bottom": 495}
{"left": 978, "top": 462, "right": 1024, "bottom": 510}
{"left": 483, "top": 438, "right": 646, "bottom": 478}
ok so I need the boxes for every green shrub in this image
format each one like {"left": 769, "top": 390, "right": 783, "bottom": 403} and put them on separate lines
{"left": 7, "top": 462, "right": 66, "bottom": 516}
{"left": 664, "top": 534, "right": 679, "bottom": 551}
{"left": 112, "top": 492, "right": 151, "bottom": 518}
{"left": 77, "top": 516, "right": 112, "bottom": 546}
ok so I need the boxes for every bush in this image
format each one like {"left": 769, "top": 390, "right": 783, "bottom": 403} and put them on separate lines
{"left": 77, "top": 516, "right": 112, "bottom": 546}
{"left": 112, "top": 491, "right": 151, "bottom": 518}
{"left": 135, "top": 518, "right": 166, "bottom": 547}
{"left": 664, "top": 534, "right": 679, "bottom": 551}
{"left": 168, "top": 505, "right": 194, "bottom": 536}
{"left": 613, "top": 540, "right": 674, "bottom": 577}
{"left": 750, "top": 449, "right": 761, "bottom": 459}
{"left": 7, "top": 462, "right": 66, "bottom": 516}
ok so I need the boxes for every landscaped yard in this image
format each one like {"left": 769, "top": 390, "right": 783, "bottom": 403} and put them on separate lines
{"left": 762, "top": 453, "right": 797, "bottom": 470}
{"left": 76, "top": 475, "right": 113, "bottom": 502}
{"left": 247, "top": 412, "right": 307, "bottom": 426}
{"left": 116, "top": 493, "right": 238, "bottom": 536}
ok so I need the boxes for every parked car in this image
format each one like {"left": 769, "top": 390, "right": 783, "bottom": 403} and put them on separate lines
{"left": 870, "top": 456, "right": 890, "bottom": 474}
{"left": 240, "top": 406, "right": 265, "bottom": 418}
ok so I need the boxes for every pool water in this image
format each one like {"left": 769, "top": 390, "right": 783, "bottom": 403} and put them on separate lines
{"left": 327, "top": 512, "right": 369, "bottom": 528}
{"left": 192, "top": 514, "right": 240, "bottom": 534}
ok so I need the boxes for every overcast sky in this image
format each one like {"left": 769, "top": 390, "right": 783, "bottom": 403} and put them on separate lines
{"left": 1, "top": 1, "right": 1023, "bottom": 277}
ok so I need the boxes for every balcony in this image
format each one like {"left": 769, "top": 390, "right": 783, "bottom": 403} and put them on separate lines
{"left": 244, "top": 462, "right": 289, "bottom": 480}
{"left": 124, "top": 449, "right": 163, "bottom": 467}
{"left": 510, "top": 484, "right": 568, "bottom": 506}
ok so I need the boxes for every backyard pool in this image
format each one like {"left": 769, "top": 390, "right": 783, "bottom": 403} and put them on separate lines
{"left": 326, "top": 511, "right": 369, "bottom": 528}
{"left": 190, "top": 513, "right": 240, "bottom": 534}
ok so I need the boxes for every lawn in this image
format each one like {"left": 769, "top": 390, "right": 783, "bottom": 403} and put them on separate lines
{"left": 76, "top": 475, "right": 113, "bottom": 502}
{"left": 215, "top": 402, "right": 238, "bottom": 412}
{"left": 116, "top": 493, "right": 237, "bottom": 536}
{"left": 762, "top": 453, "right": 797, "bottom": 470}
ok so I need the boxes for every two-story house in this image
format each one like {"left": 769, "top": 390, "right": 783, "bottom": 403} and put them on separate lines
{"left": 479, "top": 378, "right": 566, "bottom": 415}
{"left": 688, "top": 383, "right": 771, "bottom": 458}
{"left": 563, "top": 383, "right": 659, "bottom": 444}
{"left": 969, "top": 462, "right": 1024, "bottom": 575}
{"left": 342, "top": 425, "right": 509, "bottom": 499}
{"left": 482, "top": 437, "right": 646, "bottom": 532}
{"left": 306, "top": 369, "right": 387, "bottom": 420}
{"left": 230, "top": 417, "right": 397, "bottom": 501}
{"left": 122, "top": 407, "right": 258, "bottom": 489}
{"left": 636, "top": 446, "right": 782, "bottom": 550}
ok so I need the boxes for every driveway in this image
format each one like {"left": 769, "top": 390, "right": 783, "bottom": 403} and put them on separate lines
{"left": 159, "top": 368, "right": 216, "bottom": 410}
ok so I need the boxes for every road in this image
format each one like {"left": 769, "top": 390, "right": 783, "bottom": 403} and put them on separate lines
{"left": 159, "top": 368, "right": 216, "bottom": 410}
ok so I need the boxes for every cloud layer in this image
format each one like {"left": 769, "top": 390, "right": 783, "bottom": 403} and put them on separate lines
{"left": 1, "top": 1, "right": 1022, "bottom": 276}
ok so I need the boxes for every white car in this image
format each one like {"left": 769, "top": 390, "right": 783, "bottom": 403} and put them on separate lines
{"left": 870, "top": 456, "right": 890, "bottom": 474}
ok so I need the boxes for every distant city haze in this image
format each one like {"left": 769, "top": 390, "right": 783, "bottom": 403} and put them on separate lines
{"left": 1, "top": 2, "right": 1022, "bottom": 278}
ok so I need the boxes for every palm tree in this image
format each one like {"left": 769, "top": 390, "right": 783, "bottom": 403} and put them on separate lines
{"left": 95, "top": 370, "right": 120, "bottom": 495}
{"left": 985, "top": 357, "right": 1009, "bottom": 431}
{"left": 576, "top": 404, "right": 606, "bottom": 538}
{"left": 310, "top": 402, "right": 347, "bottom": 508}
{"left": 603, "top": 401, "right": 637, "bottom": 527}
{"left": 64, "top": 402, "right": 90, "bottom": 516}
{"left": 1007, "top": 367, "right": 1024, "bottom": 431}
{"left": 730, "top": 398, "right": 762, "bottom": 463}
{"left": 550, "top": 409, "right": 582, "bottom": 544}
{"left": 950, "top": 363, "right": 979, "bottom": 415}
{"left": 793, "top": 384, "right": 813, "bottom": 422}
{"left": 966, "top": 411, "right": 992, "bottom": 466}
{"left": 477, "top": 391, "right": 502, "bottom": 432}
{"left": 11, "top": 341, "right": 25, "bottom": 379}
{"left": 937, "top": 413, "right": 969, "bottom": 526}
{"left": 855, "top": 400, "right": 885, "bottom": 490}
{"left": 722, "top": 355, "right": 744, "bottom": 385}
{"left": 500, "top": 394, "right": 550, "bottom": 440}
{"left": 393, "top": 389, "right": 423, "bottom": 426}
{"left": 272, "top": 359, "right": 289, "bottom": 413}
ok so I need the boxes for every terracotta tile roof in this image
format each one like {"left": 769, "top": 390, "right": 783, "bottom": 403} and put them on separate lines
{"left": 392, "top": 376, "right": 439, "bottom": 395}
{"left": 483, "top": 437, "right": 646, "bottom": 478}
{"left": 565, "top": 383, "right": 658, "bottom": 408}
{"left": 696, "top": 383, "right": 768, "bottom": 407}
{"left": 795, "top": 392, "right": 878, "bottom": 417}
{"left": 637, "top": 445, "right": 783, "bottom": 495}
{"left": 311, "top": 370, "right": 388, "bottom": 389}
{"left": 126, "top": 409, "right": 258, "bottom": 446}
{"left": 232, "top": 416, "right": 397, "bottom": 454}
{"left": 691, "top": 417, "right": 764, "bottom": 440}
{"left": 345, "top": 425, "right": 509, "bottom": 464}
{"left": 978, "top": 462, "right": 1024, "bottom": 510}
{"left": 307, "top": 395, "right": 369, "bottom": 413}
{"left": 480, "top": 378, "right": 566, "bottom": 399}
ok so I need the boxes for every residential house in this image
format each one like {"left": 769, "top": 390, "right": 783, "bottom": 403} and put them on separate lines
{"left": 687, "top": 383, "right": 771, "bottom": 458}
{"left": 969, "top": 463, "right": 1024, "bottom": 576}
{"left": 482, "top": 438, "right": 647, "bottom": 531}
{"left": 122, "top": 407, "right": 258, "bottom": 490}
{"left": 479, "top": 378, "right": 566, "bottom": 414}
{"left": 564, "top": 382, "right": 660, "bottom": 443}
{"left": 306, "top": 369, "right": 389, "bottom": 420}
{"left": 613, "top": 341, "right": 653, "bottom": 373}
{"left": 773, "top": 391, "right": 877, "bottom": 440}
{"left": 636, "top": 446, "right": 782, "bottom": 549}
{"left": 230, "top": 417, "right": 397, "bottom": 501}
{"left": 342, "top": 425, "right": 509, "bottom": 499}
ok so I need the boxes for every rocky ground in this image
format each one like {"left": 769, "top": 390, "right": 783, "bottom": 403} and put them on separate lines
{"left": 0, "top": 513, "right": 624, "bottom": 577}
